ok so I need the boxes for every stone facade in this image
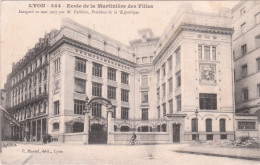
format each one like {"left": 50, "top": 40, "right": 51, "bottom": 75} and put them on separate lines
{"left": 232, "top": 1, "right": 260, "bottom": 139}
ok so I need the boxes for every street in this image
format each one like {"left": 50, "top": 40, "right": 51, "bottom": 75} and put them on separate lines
{"left": 1, "top": 143, "right": 260, "bottom": 165}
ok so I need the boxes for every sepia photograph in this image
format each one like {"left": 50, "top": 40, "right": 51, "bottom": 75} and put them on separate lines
{"left": 0, "top": 1, "right": 260, "bottom": 164}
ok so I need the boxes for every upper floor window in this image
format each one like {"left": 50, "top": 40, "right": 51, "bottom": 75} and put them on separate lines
{"left": 44, "top": 69, "right": 47, "bottom": 80}
{"left": 112, "top": 106, "right": 116, "bottom": 118}
{"left": 255, "top": 35, "right": 260, "bottom": 48}
{"left": 257, "top": 58, "right": 260, "bottom": 71}
{"left": 240, "top": 7, "right": 246, "bottom": 16}
{"left": 75, "top": 78, "right": 86, "bottom": 94}
{"left": 75, "top": 58, "right": 86, "bottom": 73}
{"left": 168, "top": 78, "right": 173, "bottom": 93}
{"left": 175, "top": 47, "right": 181, "bottom": 66}
{"left": 121, "top": 72, "right": 129, "bottom": 84}
{"left": 142, "top": 109, "right": 148, "bottom": 120}
{"left": 141, "top": 91, "right": 148, "bottom": 103}
{"left": 40, "top": 56, "right": 42, "bottom": 65}
{"left": 241, "top": 23, "right": 246, "bottom": 34}
{"left": 141, "top": 75, "right": 148, "bottom": 88}
{"left": 168, "top": 56, "right": 172, "bottom": 71}
{"left": 107, "top": 67, "right": 116, "bottom": 81}
{"left": 238, "top": 121, "right": 255, "bottom": 130}
{"left": 54, "top": 101, "right": 60, "bottom": 115}
{"left": 198, "top": 45, "right": 217, "bottom": 61}
{"left": 199, "top": 93, "right": 217, "bottom": 110}
{"left": 168, "top": 99, "right": 173, "bottom": 114}
{"left": 162, "top": 103, "right": 166, "bottom": 116}
{"left": 92, "top": 82, "right": 102, "bottom": 97}
{"left": 176, "top": 71, "right": 181, "bottom": 88}
{"left": 121, "top": 107, "right": 129, "bottom": 120}
{"left": 256, "top": 12, "right": 260, "bottom": 25}
{"left": 156, "top": 69, "right": 160, "bottom": 83}
{"left": 243, "top": 88, "right": 249, "bottom": 101}
{"left": 258, "top": 84, "right": 260, "bottom": 98}
{"left": 107, "top": 86, "right": 116, "bottom": 100}
{"left": 157, "top": 88, "right": 160, "bottom": 101}
{"left": 54, "top": 58, "right": 60, "bottom": 73}
{"left": 162, "top": 63, "right": 166, "bottom": 77}
{"left": 162, "top": 83, "right": 166, "bottom": 97}
{"left": 92, "top": 103, "right": 102, "bottom": 117}
{"left": 74, "top": 100, "right": 85, "bottom": 115}
{"left": 176, "top": 95, "right": 181, "bottom": 112}
{"left": 241, "top": 64, "right": 248, "bottom": 78}
{"left": 92, "top": 62, "right": 102, "bottom": 77}
{"left": 157, "top": 106, "right": 160, "bottom": 119}
{"left": 121, "top": 89, "right": 129, "bottom": 102}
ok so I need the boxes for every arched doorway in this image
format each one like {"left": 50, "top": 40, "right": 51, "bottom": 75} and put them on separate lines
{"left": 89, "top": 124, "right": 107, "bottom": 144}
{"left": 85, "top": 97, "right": 114, "bottom": 144}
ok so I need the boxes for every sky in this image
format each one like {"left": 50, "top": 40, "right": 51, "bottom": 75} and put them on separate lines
{"left": 0, "top": 1, "right": 238, "bottom": 89}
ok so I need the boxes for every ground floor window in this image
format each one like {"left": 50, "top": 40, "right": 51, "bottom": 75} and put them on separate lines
{"left": 162, "top": 124, "right": 167, "bottom": 132}
{"left": 157, "top": 125, "right": 160, "bottom": 132}
{"left": 53, "top": 122, "right": 59, "bottom": 131}
{"left": 120, "top": 126, "right": 130, "bottom": 132}
{"left": 114, "top": 125, "right": 117, "bottom": 132}
{"left": 73, "top": 122, "right": 84, "bottom": 133}
{"left": 207, "top": 134, "right": 213, "bottom": 140}
{"left": 192, "top": 134, "right": 199, "bottom": 141}
{"left": 238, "top": 121, "right": 256, "bottom": 130}
{"left": 220, "top": 134, "right": 227, "bottom": 140}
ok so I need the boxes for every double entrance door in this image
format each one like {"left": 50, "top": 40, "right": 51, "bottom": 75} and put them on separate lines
{"left": 89, "top": 124, "right": 107, "bottom": 144}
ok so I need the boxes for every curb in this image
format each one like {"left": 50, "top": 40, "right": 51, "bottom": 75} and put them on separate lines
{"left": 174, "top": 150, "right": 260, "bottom": 161}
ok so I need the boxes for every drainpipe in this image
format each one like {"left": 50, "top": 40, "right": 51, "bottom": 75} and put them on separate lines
{"left": 231, "top": 34, "right": 236, "bottom": 141}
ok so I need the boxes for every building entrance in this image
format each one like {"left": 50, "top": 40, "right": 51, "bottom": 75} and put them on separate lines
{"left": 89, "top": 124, "right": 107, "bottom": 144}
{"left": 172, "top": 124, "right": 180, "bottom": 143}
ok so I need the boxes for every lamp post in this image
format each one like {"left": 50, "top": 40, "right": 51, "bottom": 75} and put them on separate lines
{"left": 83, "top": 96, "right": 90, "bottom": 144}
{"left": 195, "top": 108, "right": 199, "bottom": 142}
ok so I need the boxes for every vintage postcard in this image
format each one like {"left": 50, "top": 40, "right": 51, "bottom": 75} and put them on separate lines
{"left": 0, "top": 0, "right": 260, "bottom": 164}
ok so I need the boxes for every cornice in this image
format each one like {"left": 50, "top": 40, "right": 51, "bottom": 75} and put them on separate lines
{"left": 48, "top": 36, "right": 136, "bottom": 68}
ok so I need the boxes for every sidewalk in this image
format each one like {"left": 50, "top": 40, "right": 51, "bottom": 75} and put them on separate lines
{"left": 173, "top": 145, "right": 260, "bottom": 161}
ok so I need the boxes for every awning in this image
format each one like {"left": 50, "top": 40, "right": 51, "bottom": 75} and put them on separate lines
{"left": 0, "top": 105, "right": 20, "bottom": 126}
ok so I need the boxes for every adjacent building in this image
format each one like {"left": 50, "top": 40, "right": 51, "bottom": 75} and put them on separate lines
{"left": 6, "top": 3, "right": 235, "bottom": 143}
{"left": 232, "top": 1, "right": 260, "bottom": 139}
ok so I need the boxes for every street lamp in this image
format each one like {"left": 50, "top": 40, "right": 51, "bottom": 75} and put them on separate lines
{"left": 83, "top": 96, "right": 91, "bottom": 144}
{"left": 195, "top": 108, "right": 199, "bottom": 142}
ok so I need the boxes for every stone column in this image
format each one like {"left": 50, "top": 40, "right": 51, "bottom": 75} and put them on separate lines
{"left": 83, "top": 111, "right": 90, "bottom": 144}
{"left": 107, "top": 109, "right": 114, "bottom": 144}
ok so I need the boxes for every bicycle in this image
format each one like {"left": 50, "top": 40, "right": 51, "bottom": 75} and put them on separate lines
{"left": 127, "top": 138, "right": 140, "bottom": 145}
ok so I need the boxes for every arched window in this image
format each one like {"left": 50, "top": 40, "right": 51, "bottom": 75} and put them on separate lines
{"left": 220, "top": 119, "right": 226, "bottom": 132}
{"left": 162, "top": 124, "right": 167, "bottom": 132}
{"left": 206, "top": 119, "right": 212, "bottom": 132}
{"left": 120, "top": 126, "right": 130, "bottom": 132}
{"left": 53, "top": 123, "right": 59, "bottom": 131}
{"left": 191, "top": 118, "right": 198, "bottom": 132}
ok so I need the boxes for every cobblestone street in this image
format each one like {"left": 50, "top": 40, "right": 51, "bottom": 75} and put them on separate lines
{"left": 1, "top": 143, "right": 260, "bottom": 165}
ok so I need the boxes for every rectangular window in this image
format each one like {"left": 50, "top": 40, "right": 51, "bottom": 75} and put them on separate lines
{"left": 198, "top": 46, "right": 202, "bottom": 60}
{"left": 44, "top": 69, "right": 47, "bottom": 80}
{"left": 241, "top": 44, "right": 247, "bottom": 56}
{"left": 121, "top": 89, "right": 129, "bottom": 102}
{"left": 162, "top": 64, "right": 166, "bottom": 76}
{"left": 75, "top": 58, "right": 86, "bottom": 73}
{"left": 162, "top": 83, "right": 166, "bottom": 97}
{"left": 220, "top": 119, "right": 226, "bottom": 132}
{"left": 54, "top": 101, "right": 59, "bottom": 115}
{"left": 92, "top": 62, "right": 102, "bottom": 77}
{"left": 168, "top": 56, "right": 172, "bottom": 71}
{"left": 142, "top": 109, "right": 148, "bottom": 120}
{"left": 256, "top": 12, "right": 260, "bottom": 24}
{"left": 204, "top": 46, "right": 210, "bottom": 60}
{"left": 258, "top": 84, "right": 260, "bottom": 98}
{"left": 141, "top": 75, "right": 148, "bottom": 88}
{"left": 255, "top": 35, "right": 260, "bottom": 48}
{"left": 156, "top": 69, "right": 160, "bottom": 83}
{"left": 121, "top": 72, "right": 129, "bottom": 84}
{"left": 176, "top": 95, "right": 181, "bottom": 112}
{"left": 162, "top": 103, "right": 166, "bottom": 116}
{"left": 168, "top": 78, "right": 173, "bottom": 93}
{"left": 107, "top": 67, "right": 116, "bottom": 81}
{"left": 257, "top": 58, "right": 260, "bottom": 71}
{"left": 176, "top": 47, "right": 181, "bottom": 66}
{"left": 242, "top": 64, "right": 248, "bottom": 78}
{"left": 206, "top": 119, "right": 212, "bottom": 132}
{"left": 212, "top": 47, "right": 216, "bottom": 60}
{"left": 199, "top": 93, "right": 217, "bottom": 110}
{"left": 54, "top": 58, "right": 60, "bottom": 73}
{"left": 74, "top": 100, "right": 85, "bottom": 115}
{"left": 157, "top": 106, "right": 160, "bottom": 119}
{"left": 112, "top": 106, "right": 116, "bottom": 118}
{"left": 241, "top": 23, "right": 246, "bottom": 34}
{"left": 238, "top": 122, "right": 256, "bottom": 130}
{"left": 39, "top": 73, "right": 42, "bottom": 83}
{"left": 92, "top": 103, "right": 102, "bottom": 117}
{"left": 121, "top": 107, "right": 129, "bottom": 120}
{"left": 92, "top": 82, "right": 102, "bottom": 97}
{"left": 141, "top": 91, "right": 148, "bottom": 103}
{"left": 107, "top": 86, "right": 116, "bottom": 100}
{"left": 75, "top": 78, "right": 86, "bottom": 94}
{"left": 176, "top": 71, "right": 181, "bottom": 88}
{"left": 243, "top": 88, "right": 249, "bottom": 101}
{"left": 157, "top": 88, "right": 160, "bottom": 101}
{"left": 168, "top": 99, "right": 173, "bottom": 114}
